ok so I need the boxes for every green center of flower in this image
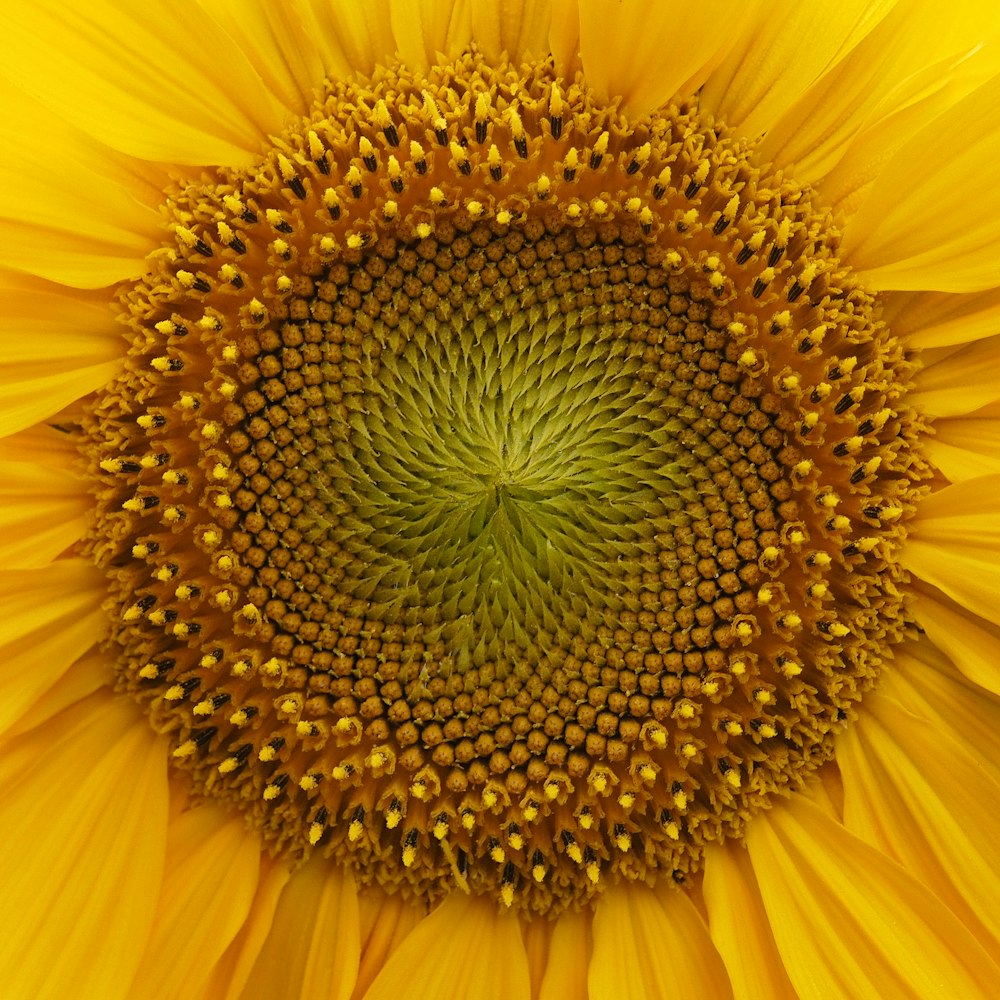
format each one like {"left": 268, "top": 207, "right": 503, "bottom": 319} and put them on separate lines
{"left": 84, "top": 51, "right": 923, "bottom": 915}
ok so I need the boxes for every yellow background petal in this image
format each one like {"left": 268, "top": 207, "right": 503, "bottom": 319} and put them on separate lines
{"left": 128, "top": 804, "right": 263, "bottom": 1000}
{"left": 841, "top": 65, "right": 1000, "bottom": 291}
{"left": 390, "top": 0, "right": 472, "bottom": 72}
{"left": 0, "top": 0, "right": 290, "bottom": 166}
{"left": 0, "top": 691, "right": 169, "bottom": 1000}
{"left": 902, "top": 477, "right": 1000, "bottom": 627}
{"left": 699, "top": 1, "right": 894, "bottom": 139}
{"left": 538, "top": 908, "right": 591, "bottom": 1000}
{"left": 238, "top": 858, "right": 360, "bottom": 1000}
{"left": 703, "top": 842, "right": 798, "bottom": 999}
{"left": 748, "top": 794, "right": 1000, "bottom": 998}
{"left": 362, "top": 894, "right": 531, "bottom": 1000}
{"left": 912, "top": 336, "right": 1000, "bottom": 418}
{"left": 354, "top": 890, "right": 425, "bottom": 999}
{"left": 471, "top": 0, "right": 554, "bottom": 64}
{"left": 589, "top": 884, "right": 734, "bottom": 1000}
{"left": 840, "top": 686, "right": 1000, "bottom": 960}
{"left": 0, "top": 560, "right": 106, "bottom": 736}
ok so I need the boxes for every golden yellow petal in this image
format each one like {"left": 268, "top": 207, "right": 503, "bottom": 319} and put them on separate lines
{"left": 912, "top": 580, "right": 1000, "bottom": 696}
{"left": 699, "top": 0, "right": 895, "bottom": 139}
{"left": 589, "top": 884, "right": 734, "bottom": 1000}
{"left": 0, "top": 458, "right": 89, "bottom": 568}
{"left": 362, "top": 894, "right": 531, "bottom": 1000}
{"left": 354, "top": 889, "right": 425, "bottom": 999}
{"left": 841, "top": 65, "right": 1000, "bottom": 291}
{"left": 912, "top": 335, "right": 1000, "bottom": 418}
{"left": 237, "top": 857, "right": 360, "bottom": 1000}
{"left": 702, "top": 842, "right": 798, "bottom": 1000}
{"left": 0, "top": 0, "right": 290, "bottom": 166}
{"left": 0, "top": 690, "right": 169, "bottom": 1000}
{"left": 888, "top": 639, "right": 1000, "bottom": 788}
{"left": 924, "top": 405, "right": 1000, "bottom": 483}
{"left": 389, "top": 0, "right": 472, "bottom": 73}
{"left": 192, "top": 856, "right": 290, "bottom": 1000}
{"left": 0, "top": 81, "right": 165, "bottom": 287}
{"left": 747, "top": 794, "right": 1000, "bottom": 998}
{"left": 840, "top": 686, "right": 1000, "bottom": 960}
{"left": 758, "top": 0, "right": 994, "bottom": 187}
{"left": 0, "top": 560, "right": 106, "bottom": 738}
{"left": 129, "top": 804, "right": 263, "bottom": 1000}
{"left": 547, "top": 0, "right": 581, "bottom": 79}
{"left": 882, "top": 286, "right": 1000, "bottom": 349}
{"left": 470, "top": 0, "right": 554, "bottom": 64}
{"left": 538, "top": 908, "right": 591, "bottom": 1000}
{"left": 575, "top": 0, "right": 759, "bottom": 118}
{"left": 902, "top": 477, "right": 1000, "bottom": 627}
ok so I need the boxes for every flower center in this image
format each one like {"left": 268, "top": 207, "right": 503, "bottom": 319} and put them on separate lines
{"left": 84, "top": 52, "right": 923, "bottom": 915}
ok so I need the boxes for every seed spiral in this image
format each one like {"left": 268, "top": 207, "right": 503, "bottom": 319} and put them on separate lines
{"left": 85, "top": 52, "right": 925, "bottom": 914}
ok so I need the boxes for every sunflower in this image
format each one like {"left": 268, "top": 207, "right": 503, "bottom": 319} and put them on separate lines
{"left": 3, "top": 1, "right": 1000, "bottom": 997}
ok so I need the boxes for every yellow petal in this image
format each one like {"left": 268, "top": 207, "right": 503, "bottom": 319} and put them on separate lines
{"left": 363, "top": 894, "right": 531, "bottom": 1000}
{"left": 547, "top": 0, "right": 581, "bottom": 80}
{"left": 0, "top": 272, "right": 121, "bottom": 430}
{"left": 841, "top": 66, "right": 1000, "bottom": 291}
{"left": 129, "top": 804, "right": 263, "bottom": 1000}
{"left": 193, "top": 856, "right": 291, "bottom": 1000}
{"left": 291, "top": 0, "right": 396, "bottom": 80}
{"left": 702, "top": 842, "right": 798, "bottom": 1000}
{"left": 757, "top": 0, "right": 994, "bottom": 185}
{"left": 912, "top": 335, "right": 1000, "bottom": 418}
{"left": 538, "top": 908, "right": 591, "bottom": 1000}
{"left": 0, "top": 560, "right": 106, "bottom": 737}
{"left": 924, "top": 405, "right": 1000, "bottom": 484}
{"left": 0, "top": 81, "right": 165, "bottom": 287}
{"left": 699, "top": 1, "right": 895, "bottom": 139}
{"left": 0, "top": 458, "right": 89, "bottom": 567}
{"left": 887, "top": 639, "right": 1000, "bottom": 789}
{"left": 589, "top": 884, "right": 733, "bottom": 1000}
{"left": 840, "top": 686, "right": 1000, "bottom": 959}
{"left": 471, "top": 0, "right": 554, "bottom": 64}
{"left": 389, "top": 0, "right": 472, "bottom": 73}
{"left": 0, "top": 0, "right": 289, "bottom": 166}
{"left": 747, "top": 794, "right": 1000, "bottom": 998}
{"left": 576, "top": 0, "right": 759, "bottom": 118}
{"left": 0, "top": 690, "right": 169, "bottom": 1000}
{"left": 883, "top": 286, "right": 1000, "bottom": 349}
{"left": 912, "top": 580, "right": 1000, "bottom": 696}
{"left": 237, "top": 857, "right": 360, "bottom": 1000}
{"left": 355, "top": 889, "right": 425, "bottom": 999}
{"left": 902, "top": 477, "right": 1000, "bottom": 627}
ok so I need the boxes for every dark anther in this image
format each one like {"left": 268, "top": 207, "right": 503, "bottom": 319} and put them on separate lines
{"left": 589, "top": 151, "right": 603, "bottom": 169}
{"left": 563, "top": 166, "right": 576, "bottom": 182}
{"left": 193, "top": 277, "right": 211, "bottom": 292}
{"left": 315, "top": 154, "right": 330, "bottom": 174}
{"left": 384, "top": 123, "right": 400, "bottom": 147}
{"left": 834, "top": 393, "right": 856, "bottom": 415}
{"left": 458, "top": 160, "right": 472, "bottom": 175}
{"left": 502, "top": 861, "right": 516, "bottom": 886}
{"left": 349, "top": 182, "right": 362, "bottom": 198}
{"left": 863, "top": 505, "right": 882, "bottom": 519}
{"left": 627, "top": 159, "right": 642, "bottom": 176}
{"left": 850, "top": 466, "right": 867, "bottom": 484}
{"left": 787, "top": 281, "right": 804, "bottom": 302}
{"left": 362, "top": 151, "right": 377, "bottom": 172}
{"left": 228, "top": 236, "right": 247, "bottom": 254}
{"left": 489, "top": 164, "right": 502, "bottom": 182}
{"left": 514, "top": 135, "right": 528, "bottom": 158}
{"left": 288, "top": 176, "right": 307, "bottom": 199}
{"left": 194, "top": 239, "right": 213, "bottom": 257}
{"left": 652, "top": 183, "right": 666, "bottom": 199}
{"left": 684, "top": 180, "right": 700, "bottom": 198}
{"left": 240, "top": 209, "right": 258, "bottom": 224}
{"left": 550, "top": 116, "right": 563, "bottom": 139}
{"left": 842, "top": 542, "right": 860, "bottom": 557}
{"left": 414, "top": 158, "right": 427, "bottom": 175}
{"left": 713, "top": 215, "right": 731, "bottom": 235}
{"left": 767, "top": 245, "right": 784, "bottom": 267}
{"left": 391, "top": 177, "right": 404, "bottom": 193}
{"left": 752, "top": 278, "right": 767, "bottom": 298}
{"left": 833, "top": 441, "right": 850, "bottom": 457}
{"left": 798, "top": 337, "right": 814, "bottom": 353}
{"left": 191, "top": 726, "right": 217, "bottom": 748}
{"left": 475, "top": 120, "right": 488, "bottom": 144}
{"left": 435, "top": 127, "right": 448, "bottom": 146}
{"left": 274, "top": 219, "right": 293, "bottom": 234}
{"left": 457, "top": 848, "right": 468, "bottom": 878}
{"left": 531, "top": 848, "right": 545, "bottom": 869}
{"left": 231, "top": 743, "right": 253, "bottom": 765}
